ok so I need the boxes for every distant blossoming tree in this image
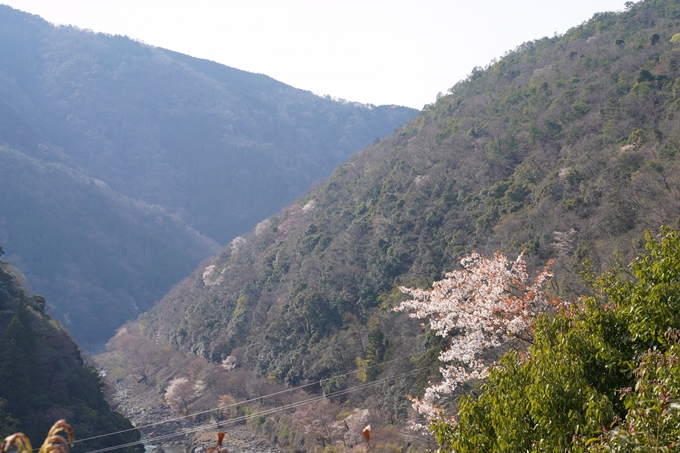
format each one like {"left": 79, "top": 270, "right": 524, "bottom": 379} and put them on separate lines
{"left": 165, "top": 377, "right": 195, "bottom": 414}
{"left": 394, "top": 251, "right": 556, "bottom": 426}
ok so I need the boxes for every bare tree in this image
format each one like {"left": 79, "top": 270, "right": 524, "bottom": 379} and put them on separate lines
{"left": 107, "top": 324, "right": 169, "bottom": 385}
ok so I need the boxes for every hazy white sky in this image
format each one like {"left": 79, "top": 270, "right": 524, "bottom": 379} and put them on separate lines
{"left": 3, "top": 0, "right": 626, "bottom": 108}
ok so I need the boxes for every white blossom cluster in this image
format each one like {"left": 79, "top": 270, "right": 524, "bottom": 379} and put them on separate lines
{"left": 394, "top": 251, "right": 554, "bottom": 424}
{"left": 553, "top": 229, "right": 577, "bottom": 256}
{"left": 165, "top": 377, "right": 194, "bottom": 413}
{"left": 221, "top": 355, "right": 238, "bottom": 370}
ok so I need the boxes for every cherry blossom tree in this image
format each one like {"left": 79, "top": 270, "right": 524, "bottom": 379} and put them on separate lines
{"left": 341, "top": 409, "right": 371, "bottom": 448}
{"left": 394, "top": 251, "right": 556, "bottom": 425}
{"left": 294, "top": 399, "right": 343, "bottom": 448}
{"left": 165, "top": 377, "right": 196, "bottom": 414}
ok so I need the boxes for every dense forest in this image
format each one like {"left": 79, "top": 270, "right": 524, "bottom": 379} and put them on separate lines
{"left": 100, "top": 0, "right": 680, "bottom": 451}
{"left": 0, "top": 249, "right": 141, "bottom": 453}
{"left": 0, "top": 5, "right": 416, "bottom": 349}
{"left": 143, "top": 0, "right": 680, "bottom": 376}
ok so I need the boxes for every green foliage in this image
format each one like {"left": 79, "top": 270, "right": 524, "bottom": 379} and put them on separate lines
{"left": 0, "top": 5, "right": 415, "bottom": 348}
{"left": 599, "top": 228, "right": 680, "bottom": 356}
{"left": 354, "top": 356, "right": 370, "bottom": 383}
{"left": 444, "top": 347, "right": 613, "bottom": 452}
{"left": 0, "top": 398, "right": 20, "bottom": 438}
{"left": 435, "top": 228, "right": 680, "bottom": 452}
{"left": 638, "top": 69, "right": 656, "bottom": 83}
{"left": 591, "top": 343, "right": 680, "bottom": 451}
{"left": 132, "top": 0, "right": 680, "bottom": 440}
{"left": 0, "top": 263, "right": 142, "bottom": 453}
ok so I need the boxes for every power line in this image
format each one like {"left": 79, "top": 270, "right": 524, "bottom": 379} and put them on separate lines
{"left": 84, "top": 363, "right": 437, "bottom": 453}
{"left": 73, "top": 351, "right": 431, "bottom": 447}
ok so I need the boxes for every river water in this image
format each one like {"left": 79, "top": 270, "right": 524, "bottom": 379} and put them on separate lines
{"left": 142, "top": 438, "right": 187, "bottom": 453}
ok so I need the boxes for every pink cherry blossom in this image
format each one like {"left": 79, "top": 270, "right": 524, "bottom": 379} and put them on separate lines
{"left": 394, "top": 251, "right": 556, "bottom": 425}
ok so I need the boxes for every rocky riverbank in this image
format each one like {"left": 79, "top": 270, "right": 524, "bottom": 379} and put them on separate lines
{"left": 108, "top": 379, "right": 283, "bottom": 453}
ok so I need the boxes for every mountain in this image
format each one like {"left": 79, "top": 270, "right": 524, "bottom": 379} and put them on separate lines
{"left": 0, "top": 256, "right": 141, "bottom": 453}
{"left": 0, "top": 5, "right": 416, "bottom": 348}
{"left": 0, "top": 5, "right": 416, "bottom": 244}
{"left": 126, "top": 0, "right": 680, "bottom": 446}
{"left": 0, "top": 144, "right": 218, "bottom": 350}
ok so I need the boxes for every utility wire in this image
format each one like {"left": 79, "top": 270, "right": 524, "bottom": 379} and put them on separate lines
{"left": 83, "top": 363, "right": 438, "bottom": 453}
{"left": 74, "top": 352, "right": 430, "bottom": 446}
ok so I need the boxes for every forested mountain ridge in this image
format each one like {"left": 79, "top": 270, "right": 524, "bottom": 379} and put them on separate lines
{"left": 136, "top": 0, "right": 680, "bottom": 410}
{"left": 0, "top": 255, "right": 141, "bottom": 453}
{"left": 0, "top": 4, "right": 416, "bottom": 349}
{"left": 0, "top": 4, "right": 416, "bottom": 244}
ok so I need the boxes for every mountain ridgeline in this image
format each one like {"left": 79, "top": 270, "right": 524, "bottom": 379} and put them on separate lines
{"left": 0, "top": 5, "right": 416, "bottom": 244}
{"left": 140, "top": 0, "right": 680, "bottom": 400}
{"left": 0, "top": 5, "right": 416, "bottom": 349}
{"left": 0, "top": 255, "right": 141, "bottom": 453}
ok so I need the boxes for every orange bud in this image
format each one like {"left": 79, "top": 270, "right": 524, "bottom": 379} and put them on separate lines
{"left": 217, "top": 432, "right": 225, "bottom": 447}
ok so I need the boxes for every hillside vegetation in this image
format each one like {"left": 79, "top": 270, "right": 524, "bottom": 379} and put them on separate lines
{"left": 0, "top": 5, "right": 416, "bottom": 348}
{"left": 0, "top": 4, "right": 416, "bottom": 244}
{"left": 143, "top": 0, "right": 680, "bottom": 377}
{"left": 436, "top": 228, "right": 680, "bottom": 452}
{"left": 103, "top": 1, "right": 680, "bottom": 450}
{"left": 0, "top": 251, "right": 141, "bottom": 453}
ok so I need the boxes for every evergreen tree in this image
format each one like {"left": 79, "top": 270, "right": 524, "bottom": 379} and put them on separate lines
{"left": 0, "top": 315, "right": 34, "bottom": 420}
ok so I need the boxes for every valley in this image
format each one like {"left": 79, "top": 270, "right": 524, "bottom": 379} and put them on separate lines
{"left": 4, "top": 1, "right": 680, "bottom": 452}
{"left": 0, "top": 4, "right": 416, "bottom": 349}
{"left": 108, "top": 379, "right": 283, "bottom": 453}
{"left": 104, "top": 1, "right": 680, "bottom": 450}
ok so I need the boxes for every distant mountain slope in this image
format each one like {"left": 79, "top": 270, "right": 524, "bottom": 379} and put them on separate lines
{"left": 0, "top": 5, "right": 416, "bottom": 348}
{"left": 140, "top": 0, "right": 680, "bottom": 398}
{"left": 0, "top": 5, "right": 417, "bottom": 245}
{"left": 0, "top": 145, "right": 218, "bottom": 350}
{"left": 0, "top": 259, "right": 141, "bottom": 453}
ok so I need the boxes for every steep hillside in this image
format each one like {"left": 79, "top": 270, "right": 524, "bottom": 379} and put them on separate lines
{"left": 0, "top": 145, "right": 217, "bottom": 350}
{"left": 124, "top": 2, "right": 680, "bottom": 433}
{"left": 0, "top": 5, "right": 416, "bottom": 244}
{"left": 143, "top": 0, "right": 680, "bottom": 374}
{"left": 0, "top": 254, "right": 141, "bottom": 453}
{"left": 0, "top": 5, "right": 416, "bottom": 348}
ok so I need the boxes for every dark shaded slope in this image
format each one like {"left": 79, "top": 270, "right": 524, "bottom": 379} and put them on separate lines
{"left": 0, "top": 146, "right": 217, "bottom": 350}
{"left": 140, "top": 0, "right": 680, "bottom": 403}
{"left": 0, "top": 259, "right": 141, "bottom": 453}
